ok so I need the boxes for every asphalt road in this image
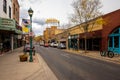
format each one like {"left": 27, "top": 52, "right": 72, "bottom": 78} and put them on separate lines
{"left": 36, "top": 45, "right": 120, "bottom": 80}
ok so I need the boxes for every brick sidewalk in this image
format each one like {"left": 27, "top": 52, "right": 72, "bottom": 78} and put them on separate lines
{"left": 64, "top": 49, "right": 120, "bottom": 64}
{"left": 0, "top": 47, "right": 58, "bottom": 80}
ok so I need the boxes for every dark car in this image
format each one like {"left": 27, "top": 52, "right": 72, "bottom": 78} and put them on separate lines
{"left": 23, "top": 43, "right": 35, "bottom": 55}
{"left": 57, "top": 43, "right": 66, "bottom": 49}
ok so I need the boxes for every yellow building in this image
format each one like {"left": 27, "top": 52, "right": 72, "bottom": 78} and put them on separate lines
{"left": 43, "top": 28, "right": 50, "bottom": 43}
{"left": 43, "top": 26, "right": 64, "bottom": 43}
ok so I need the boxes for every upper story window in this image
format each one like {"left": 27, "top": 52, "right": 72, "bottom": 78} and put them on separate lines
{"left": 3, "top": 0, "right": 7, "bottom": 13}
{"left": 13, "top": 4, "right": 15, "bottom": 15}
{"left": 9, "top": 6, "right": 11, "bottom": 18}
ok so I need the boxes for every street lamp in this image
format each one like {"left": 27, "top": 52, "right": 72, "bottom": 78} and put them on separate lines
{"left": 28, "top": 8, "right": 33, "bottom": 62}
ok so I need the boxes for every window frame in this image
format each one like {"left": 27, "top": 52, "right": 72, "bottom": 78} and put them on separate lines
{"left": 9, "top": 6, "right": 11, "bottom": 18}
{"left": 3, "top": 0, "right": 7, "bottom": 13}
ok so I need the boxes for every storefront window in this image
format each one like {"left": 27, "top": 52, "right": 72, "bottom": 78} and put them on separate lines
{"left": 114, "top": 36, "right": 119, "bottom": 48}
{"left": 109, "top": 37, "right": 112, "bottom": 47}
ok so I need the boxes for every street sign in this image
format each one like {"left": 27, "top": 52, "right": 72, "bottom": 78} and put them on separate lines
{"left": 29, "top": 32, "right": 33, "bottom": 36}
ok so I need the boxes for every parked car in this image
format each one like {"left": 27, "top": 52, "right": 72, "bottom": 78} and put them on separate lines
{"left": 23, "top": 43, "right": 35, "bottom": 55}
{"left": 50, "top": 43, "right": 54, "bottom": 47}
{"left": 53, "top": 43, "right": 58, "bottom": 47}
{"left": 50, "top": 42, "right": 58, "bottom": 47}
{"left": 44, "top": 43, "right": 49, "bottom": 47}
{"left": 57, "top": 43, "right": 66, "bottom": 49}
{"left": 39, "top": 42, "right": 44, "bottom": 46}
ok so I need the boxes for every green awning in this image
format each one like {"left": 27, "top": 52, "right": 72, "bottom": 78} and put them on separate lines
{"left": 0, "top": 17, "right": 23, "bottom": 34}
{"left": 0, "top": 17, "right": 16, "bottom": 31}
{"left": 0, "top": 26, "right": 15, "bottom": 31}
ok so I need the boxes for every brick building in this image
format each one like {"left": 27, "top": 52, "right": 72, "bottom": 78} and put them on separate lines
{"left": 101, "top": 9, "right": 120, "bottom": 54}
{"left": 12, "top": 0, "right": 19, "bottom": 24}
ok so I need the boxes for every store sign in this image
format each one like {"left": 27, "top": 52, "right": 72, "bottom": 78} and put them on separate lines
{"left": 0, "top": 18, "right": 15, "bottom": 29}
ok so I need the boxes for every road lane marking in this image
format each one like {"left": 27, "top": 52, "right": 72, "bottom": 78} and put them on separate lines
{"left": 61, "top": 54, "right": 70, "bottom": 58}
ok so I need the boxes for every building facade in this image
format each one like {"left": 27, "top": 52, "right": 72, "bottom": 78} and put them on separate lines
{"left": 54, "top": 9, "right": 120, "bottom": 54}
{"left": 0, "top": 0, "right": 22, "bottom": 54}
{"left": 43, "top": 28, "right": 51, "bottom": 43}
{"left": 12, "top": 0, "right": 19, "bottom": 24}
{"left": 43, "top": 26, "right": 63, "bottom": 43}
{"left": 12, "top": 0, "right": 22, "bottom": 49}
{"left": 101, "top": 9, "right": 120, "bottom": 54}
{"left": 0, "top": 0, "right": 13, "bottom": 18}
{"left": 69, "top": 9, "right": 120, "bottom": 54}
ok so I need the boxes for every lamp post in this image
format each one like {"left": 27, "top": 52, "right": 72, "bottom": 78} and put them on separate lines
{"left": 28, "top": 8, "right": 33, "bottom": 62}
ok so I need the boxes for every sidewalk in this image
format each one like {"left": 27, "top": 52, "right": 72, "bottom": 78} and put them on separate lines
{"left": 64, "top": 49, "right": 120, "bottom": 64}
{"left": 0, "top": 47, "right": 58, "bottom": 80}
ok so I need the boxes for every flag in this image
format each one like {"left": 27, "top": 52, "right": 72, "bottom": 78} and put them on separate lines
{"left": 22, "top": 25, "right": 29, "bottom": 33}
{"left": 22, "top": 19, "right": 31, "bottom": 27}
{"left": 21, "top": 19, "right": 31, "bottom": 33}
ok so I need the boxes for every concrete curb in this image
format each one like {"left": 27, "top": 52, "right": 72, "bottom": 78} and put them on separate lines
{"left": 64, "top": 49, "right": 120, "bottom": 64}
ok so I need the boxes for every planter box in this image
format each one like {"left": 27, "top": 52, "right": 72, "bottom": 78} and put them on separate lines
{"left": 19, "top": 54, "right": 28, "bottom": 62}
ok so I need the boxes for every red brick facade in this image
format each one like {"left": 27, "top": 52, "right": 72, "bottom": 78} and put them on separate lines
{"left": 101, "top": 9, "right": 120, "bottom": 50}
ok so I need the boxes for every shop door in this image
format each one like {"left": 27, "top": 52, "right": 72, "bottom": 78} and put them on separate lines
{"left": 108, "top": 28, "right": 120, "bottom": 54}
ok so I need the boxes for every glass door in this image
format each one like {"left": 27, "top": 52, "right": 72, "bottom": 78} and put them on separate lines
{"left": 108, "top": 27, "right": 120, "bottom": 54}
{"left": 108, "top": 36, "right": 120, "bottom": 54}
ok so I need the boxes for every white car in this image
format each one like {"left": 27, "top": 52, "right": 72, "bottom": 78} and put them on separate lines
{"left": 50, "top": 43, "right": 54, "bottom": 47}
{"left": 53, "top": 43, "right": 58, "bottom": 47}
{"left": 57, "top": 43, "right": 66, "bottom": 49}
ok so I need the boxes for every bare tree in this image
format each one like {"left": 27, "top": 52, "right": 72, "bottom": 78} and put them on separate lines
{"left": 69, "top": 0, "right": 103, "bottom": 52}
{"left": 60, "top": 23, "right": 72, "bottom": 37}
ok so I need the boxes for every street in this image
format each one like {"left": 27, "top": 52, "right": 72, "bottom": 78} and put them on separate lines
{"left": 35, "top": 45, "right": 120, "bottom": 80}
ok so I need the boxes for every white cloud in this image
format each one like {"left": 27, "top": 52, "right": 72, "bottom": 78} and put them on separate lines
{"left": 33, "top": 18, "right": 46, "bottom": 25}
{"left": 32, "top": 23, "right": 47, "bottom": 36}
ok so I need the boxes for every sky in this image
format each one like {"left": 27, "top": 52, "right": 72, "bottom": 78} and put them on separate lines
{"left": 18, "top": 0, "right": 120, "bottom": 36}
